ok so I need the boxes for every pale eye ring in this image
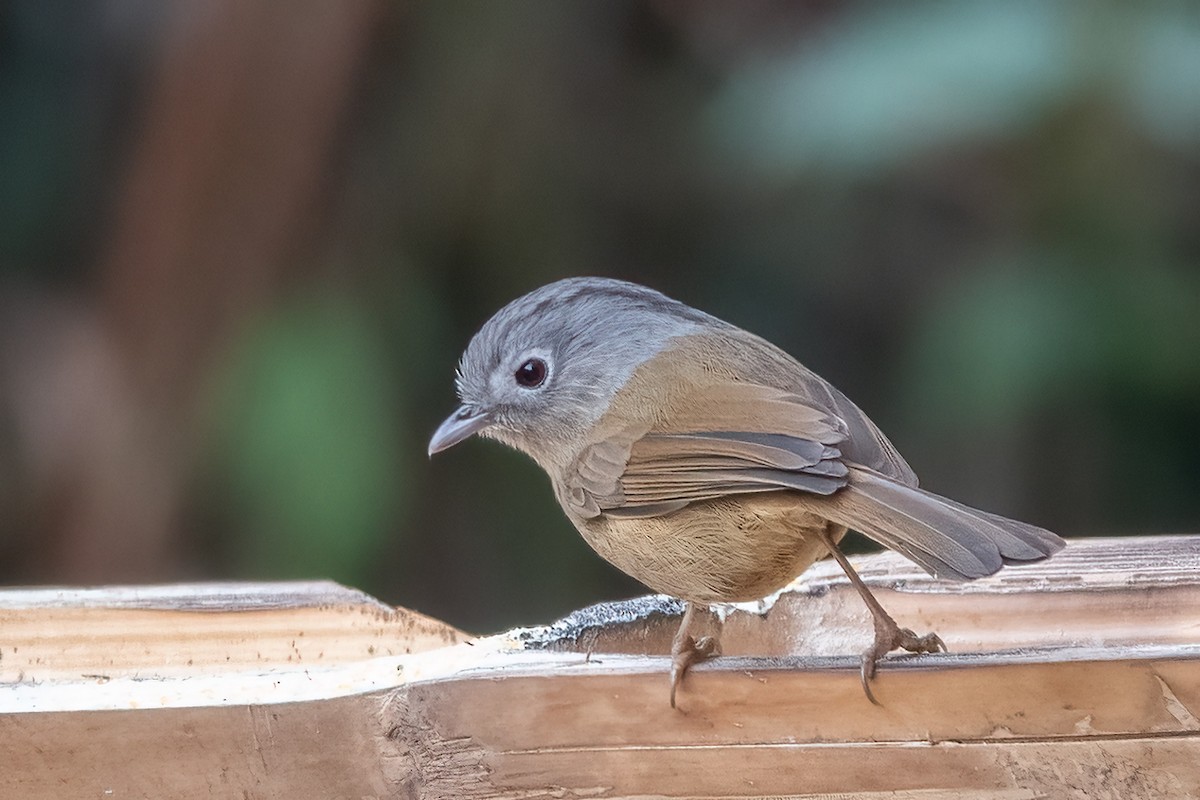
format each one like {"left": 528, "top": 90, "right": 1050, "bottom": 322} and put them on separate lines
{"left": 514, "top": 357, "right": 547, "bottom": 388}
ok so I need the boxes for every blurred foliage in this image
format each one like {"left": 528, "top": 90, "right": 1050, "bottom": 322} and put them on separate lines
{"left": 0, "top": 1, "right": 1197, "bottom": 632}
{"left": 205, "top": 295, "right": 404, "bottom": 583}
{"left": 710, "top": 3, "right": 1200, "bottom": 174}
{"left": 910, "top": 258, "right": 1200, "bottom": 423}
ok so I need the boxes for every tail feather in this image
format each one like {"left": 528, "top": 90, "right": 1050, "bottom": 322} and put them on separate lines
{"left": 819, "top": 467, "right": 1065, "bottom": 581}
{"left": 946, "top": 499, "right": 1066, "bottom": 561}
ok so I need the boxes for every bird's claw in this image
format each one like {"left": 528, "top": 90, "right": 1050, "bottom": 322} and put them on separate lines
{"left": 859, "top": 616, "right": 947, "bottom": 705}
{"left": 669, "top": 634, "right": 720, "bottom": 709}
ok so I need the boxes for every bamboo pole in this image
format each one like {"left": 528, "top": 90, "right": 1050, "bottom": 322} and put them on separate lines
{"left": 2, "top": 535, "right": 1197, "bottom": 798}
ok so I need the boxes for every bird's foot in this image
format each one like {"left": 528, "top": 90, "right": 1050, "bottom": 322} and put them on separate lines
{"left": 669, "top": 634, "right": 720, "bottom": 709}
{"left": 859, "top": 612, "right": 946, "bottom": 705}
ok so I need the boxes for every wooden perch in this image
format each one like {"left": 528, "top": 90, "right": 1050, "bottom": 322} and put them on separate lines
{"left": 1, "top": 535, "right": 1198, "bottom": 798}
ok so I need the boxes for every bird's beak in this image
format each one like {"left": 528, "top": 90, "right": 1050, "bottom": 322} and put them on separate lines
{"left": 428, "top": 405, "right": 491, "bottom": 456}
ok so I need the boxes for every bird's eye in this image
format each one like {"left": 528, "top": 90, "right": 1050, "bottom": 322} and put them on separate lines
{"left": 514, "top": 358, "right": 547, "bottom": 388}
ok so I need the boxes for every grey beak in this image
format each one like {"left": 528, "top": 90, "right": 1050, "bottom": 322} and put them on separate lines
{"left": 428, "top": 406, "right": 491, "bottom": 456}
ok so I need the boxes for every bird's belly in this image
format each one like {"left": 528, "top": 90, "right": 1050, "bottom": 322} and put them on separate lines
{"left": 575, "top": 493, "right": 844, "bottom": 604}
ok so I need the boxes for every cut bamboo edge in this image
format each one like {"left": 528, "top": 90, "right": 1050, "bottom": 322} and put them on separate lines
{"left": 2, "top": 534, "right": 1198, "bottom": 714}
{"left": 2, "top": 534, "right": 1199, "bottom": 798}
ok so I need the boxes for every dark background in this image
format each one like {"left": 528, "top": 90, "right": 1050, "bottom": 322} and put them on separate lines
{"left": 2, "top": 1, "right": 1197, "bottom": 633}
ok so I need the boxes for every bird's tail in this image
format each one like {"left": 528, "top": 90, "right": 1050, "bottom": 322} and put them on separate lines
{"left": 817, "top": 466, "right": 1065, "bottom": 580}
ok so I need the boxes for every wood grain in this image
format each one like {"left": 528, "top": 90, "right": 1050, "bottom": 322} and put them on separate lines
{"left": 0, "top": 580, "right": 465, "bottom": 685}
{"left": 1, "top": 536, "right": 1197, "bottom": 798}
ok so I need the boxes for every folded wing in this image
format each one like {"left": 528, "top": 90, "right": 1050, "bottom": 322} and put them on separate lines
{"left": 564, "top": 383, "right": 850, "bottom": 518}
{"left": 562, "top": 380, "right": 1064, "bottom": 580}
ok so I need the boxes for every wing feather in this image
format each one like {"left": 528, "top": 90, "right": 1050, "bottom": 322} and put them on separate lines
{"left": 559, "top": 374, "right": 1064, "bottom": 583}
{"left": 563, "top": 384, "right": 849, "bottom": 519}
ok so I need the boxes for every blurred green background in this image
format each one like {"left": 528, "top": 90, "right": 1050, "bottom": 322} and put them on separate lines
{"left": 1, "top": 1, "right": 1197, "bottom": 633}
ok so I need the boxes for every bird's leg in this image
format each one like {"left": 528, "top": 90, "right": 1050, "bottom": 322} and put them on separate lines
{"left": 816, "top": 530, "right": 946, "bottom": 705}
{"left": 669, "top": 601, "right": 719, "bottom": 709}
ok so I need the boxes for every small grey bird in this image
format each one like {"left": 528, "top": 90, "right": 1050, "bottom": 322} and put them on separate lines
{"left": 429, "top": 277, "right": 1064, "bottom": 707}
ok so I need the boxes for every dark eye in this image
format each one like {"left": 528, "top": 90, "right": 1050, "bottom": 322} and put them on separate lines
{"left": 514, "top": 358, "right": 547, "bottom": 388}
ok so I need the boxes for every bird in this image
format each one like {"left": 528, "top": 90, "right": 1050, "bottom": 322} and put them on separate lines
{"left": 428, "top": 277, "right": 1065, "bottom": 707}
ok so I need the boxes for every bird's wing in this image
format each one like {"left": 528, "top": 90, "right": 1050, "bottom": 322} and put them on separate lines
{"left": 563, "top": 382, "right": 851, "bottom": 520}
{"left": 561, "top": 379, "right": 1064, "bottom": 583}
